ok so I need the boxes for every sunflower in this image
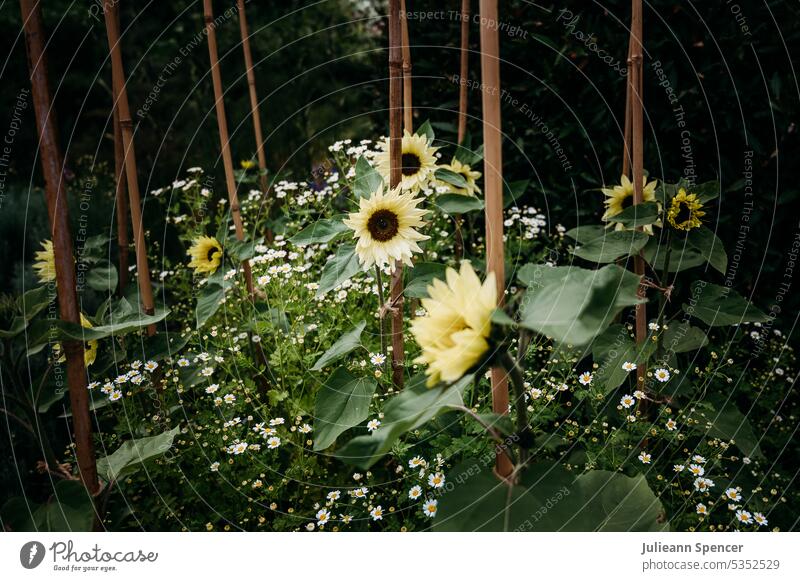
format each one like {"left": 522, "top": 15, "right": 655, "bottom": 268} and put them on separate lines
{"left": 601, "top": 174, "right": 660, "bottom": 234}
{"left": 343, "top": 184, "right": 428, "bottom": 270}
{"left": 439, "top": 158, "right": 482, "bottom": 197}
{"left": 54, "top": 313, "right": 98, "bottom": 367}
{"left": 410, "top": 262, "right": 497, "bottom": 387}
{"left": 33, "top": 240, "right": 57, "bottom": 284}
{"left": 667, "top": 188, "right": 705, "bottom": 231}
{"left": 374, "top": 130, "right": 439, "bottom": 192}
{"left": 240, "top": 159, "right": 256, "bottom": 170}
{"left": 187, "top": 236, "right": 223, "bottom": 275}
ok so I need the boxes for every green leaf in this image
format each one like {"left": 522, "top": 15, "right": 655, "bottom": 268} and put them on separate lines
{"left": 86, "top": 260, "right": 119, "bottom": 293}
{"left": 436, "top": 193, "right": 484, "bottom": 214}
{"left": 682, "top": 282, "right": 767, "bottom": 326}
{"left": 316, "top": 244, "right": 361, "bottom": 297}
{"left": 336, "top": 375, "right": 470, "bottom": 469}
{"left": 564, "top": 224, "right": 606, "bottom": 245}
{"left": 313, "top": 367, "right": 377, "bottom": 450}
{"left": 227, "top": 239, "right": 258, "bottom": 261}
{"left": 591, "top": 325, "right": 642, "bottom": 394}
{"left": 571, "top": 229, "right": 650, "bottom": 263}
{"left": 643, "top": 235, "right": 706, "bottom": 272}
{"left": 606, "top": 202, "right": 661, "bottom": 228}
{"left": 290, "top": 218, "right": 349, "bottom": 246}
{"left": 503, "top": 179, "right": 529, "bottom": 208}
{"left": 435, "top": 461, "right": 667, "bottom": 531}
{"left": 18, "top": 285, "right": 53, "bottom": 320}
{"left": 1, "top": 480, "right": 95, "bottom": 531}
{"left": 196, "top": 283, "right": 225, "bottom": 328}
{"left": 353, "top": 156, "right": 383, "bottom": 199}
{"left": 434, "top": 168, "right": 469, "bottom": 189}
{"left": 519, "top": 265, "right": 642, "bottom": 346}
{"left": 687, "top": 226, "right": 728, "bottom": 274}
{"left": 687, "top": 396, "right": 764, "bottom": 459}
{"left": 311, "top": 321, "right": 366, "bottom": 371}
{"left": 97, "top": 426, "right": 180, "bottom": 482}
{"left": 415, "top": 120, "right": 435, "bottom": 142}
{"left": 404, "top": 262, "right": 447, "bottom": 298}
{"left": 660, "top": 322, "right": 708, "bottom": 353}
{"left": 517, "top": 264, "right": 573, "bottom": 289}
{"left": 453, "top": 138, "right": 483, "bottom": 166}
{"left": 693, "top": 180, "right": 720, "bottom": 203}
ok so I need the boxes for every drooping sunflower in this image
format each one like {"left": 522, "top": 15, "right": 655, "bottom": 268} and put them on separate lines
{"left": 601, "top": 174, "right": 660, "bottom": 234}
{"left": 667, "top": 188, "right": 705, "bottom": 231}
{"left": 343, "top": 184, "right": 429, "bottom": 270}
{"left": 374, "top": 130, "right": 439, "bottom": 192}
{"left": 54, "top": 313, "right": 98, "bottom": 367}
{"left": 187, "top": 236, "right": 224, "bottom": 275}
{"left": 439, "top": 158, "right": 482, "bottom": 197}
{"left": 33, "top": 240, "right": 57, "bottom": 284}
{"left": 410, "top": 261, "right": 497, "bottom": 387}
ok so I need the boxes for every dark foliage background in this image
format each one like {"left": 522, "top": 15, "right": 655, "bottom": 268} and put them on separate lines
{"left": 1, "top": 0, "right": 799, "bottom": 319}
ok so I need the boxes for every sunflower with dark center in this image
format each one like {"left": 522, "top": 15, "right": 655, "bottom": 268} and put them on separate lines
{"left": 343, "top": 183, "right": 429, "bottom": 270}
{"left": 374, "top": 130, "right": 439, "bottom": 192}
{"left": 187, "top": 236, "right": 224, "bottom": 275}
{"left": 667, "top": 188, "right": 705, "bottom": 231}
{"left": 601, "top": 174, "right": 660, "bottom": 234}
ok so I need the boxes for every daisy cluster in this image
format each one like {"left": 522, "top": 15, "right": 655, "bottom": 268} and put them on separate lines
{"left": 87, "top": 359, "right": 160, "bottom": 403}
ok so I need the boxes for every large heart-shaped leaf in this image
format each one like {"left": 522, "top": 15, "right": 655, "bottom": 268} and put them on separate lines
{"left": 519, "top": 265, "right": 642, "bottom": 346}
{"left": 660, "top": 322, "right": 708, "bottom": 354}
{"left": 436, "top": 193, "right": 484, "bottom": 214}
{"left": 97, "top": 426, "right": 181, "bottom": 482}
{"left": 682, "top": 282, "right": 766, "bottom": 326}
{"left": 353, "top": 156, "right": 383, "bottom": 199}
{"left": 686, "top": 396, "right": 764, "bottom": 459}
{"left": 687, "top": 226, "right": 728, "bottom": 274}
{"left": 317, "top": 245, "right": 361, "bottom": 297}
{"left": 311, "top": 321, "right": 366, "bottom": 371}
{"left": 313, "top": 367, "right": 377, "bottom": 450}
{"left": 643, "top": 236, "right": 706, "bottom": 272}
{"left": 196, "top": 283, "right": 225, "bottom": 328}
{"left": 1, "top": 480, "right": 95, "bottom": 532}
{"left": 435, "top": 168, "right": 469, "bottom": 190}
{"left": 570, "top": 229, "right": 650, "bottom": 263}
{"left": 290, "top": 218, "right": 350, "bottom": 246}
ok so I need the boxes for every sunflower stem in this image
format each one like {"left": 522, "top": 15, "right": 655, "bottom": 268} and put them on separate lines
{"left": 499, "top": 351, "right": 530, "bottom": 466}
{"left": 655, "top": 227, "right": 672, "bottom": 362}
{"left": 374, "top": 266, "right": 387, "bottom": 360}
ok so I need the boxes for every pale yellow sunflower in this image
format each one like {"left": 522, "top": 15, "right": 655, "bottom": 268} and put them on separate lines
{"left": 410, "top": 261, "right": 497, "bottom": 387}
{"left": 438, "top": 158, "right": 482, "bottom": 197}
{"left": 373, "top": 130, "right": 439, "bottom": 192}
{"left": 343, "top": 183, "right": 428, "bottom": 270}
{"left": 240, "top": 159, "right": 256, "bottom": 170}
{"left": 33, "top": 240, "right": 57, "bottom": 284}
{"left": 601, "top": 174, "right": 660, "bottom": 234}
{"left": 54, "top": 313, "right": 98, "bottom": 368}
{"left": 667, "top": 188, "right": 705, "bottom": 231}
{"left": 187, "top": 236, "right": 223, "bottom": 275}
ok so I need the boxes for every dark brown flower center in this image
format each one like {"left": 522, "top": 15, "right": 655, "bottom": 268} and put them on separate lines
{"left": 367, "top": 209, "right": 400, "bottom": 242}
{"left": 621, "top": 192, "right": 634, "bottom": 209}
{"left": 401, "top": 153, "right": 422, "bottom": 176}
{"left": 676, "top": 202, "right": 692, "bottom": 224}
{"left": 207, "top": 247, "right": 220, "bottom": 262}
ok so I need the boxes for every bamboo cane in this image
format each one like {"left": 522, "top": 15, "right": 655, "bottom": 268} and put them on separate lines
{"left": 479, "top": 0, "right": 513, "bottom": 479}
{"left": 457, "top": 0, "right": 470, "bottom": 143}
{"left": 621, "top": 38, "right": 633, "bottom": 179}
{"left": 103, "top": 1, "right": 156, "bottom": 335}
{"left": 21, "top": 0, "right": 99, "bottom": 495}
{"left": 111, "top": 2, "right": 129, "bottom": 294}
{"left": 204, "top": 0, "right": 255, "bottom": 300}
{"left": 629, "top": 0, "right": 647, "bottom": 386}
{"left": 388, "top": 0, "right": 405, "bottom": 389}
{"left": 400, "top": 0, "right": 413, "bottom": 131}
{"left": 237, "top": 0, "right": 269, "bottom": 194}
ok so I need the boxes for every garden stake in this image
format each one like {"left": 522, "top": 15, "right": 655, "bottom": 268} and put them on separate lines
{"left": 204, "top": 0, "right": 255, "bottom": 301}
{"left": 113, "top": 101, "right": 129, "bottom": 294}
{"left": 104, "top": 1, "right": 156, "bottom": 335}
{"left": 388, "top": 0, "right": 405, "bottom": 389}
{"left": 453, "top": 0, "right": 471, "bottom": 261}
{"left": 400, "top": 0, "right": 413, "bottom": 132}
{"left": 237, "top": 0, "right": 270, "bottom": 195}
{"left": 479, "top": 0, "right": 514, "bottom": 480}
{"left": 21, "top": 0, "right": 99, "bottom": 495}
{"left": 629, "top": 0, "right": 648, "bottom": 386}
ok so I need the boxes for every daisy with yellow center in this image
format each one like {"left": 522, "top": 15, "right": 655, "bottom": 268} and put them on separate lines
{"left": 187, "top": 236, "right": 223, "bottom": 275}
{"left": 601, "top": 174, "right": 660, "bottom": 234}
{"left": 439, "top": 158, "right": 482, "bottom": 197}
{"left": 343, "top": 184, "right": 428, "bottom": 270}
{"left": 374, "top": 130, "right": 439, "bottom": 192}
{"left": 410, "top": 261, "right": 497, "bottom": 387}
{"left": 667, "top": 188, "right": 705, "bottom": 231}
{"left": 33, "top": 240, "right": 57, "bottom": 284}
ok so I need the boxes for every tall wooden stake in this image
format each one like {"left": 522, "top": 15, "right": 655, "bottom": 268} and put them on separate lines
{"left": 21, "top": 0, "right": 99, "bottom": 495}
{"left": 204, "top": 0, "right": 255, "bottom": 300}
{"left": 237, "top": 0, "right": 269, "bottom": 194}
{"left": 400, "top": 0, "right": 413, "bottom": 131}
{"left": 103, "top": 1, "right": 156, "bottom": 335}
{"left": 479, "top": 0, "right": 513, "bottom": 479}
{"left": 629, "top": 0, "right": 647, "bottom": 386}
{"left": 457, "top": 0, "right": 470, "bottom": 143}
{"left": 111, "top": 3, "right": 129, "bottom": 295}
{"left": 388, "top": 0, "right": 405, "bottom": 389}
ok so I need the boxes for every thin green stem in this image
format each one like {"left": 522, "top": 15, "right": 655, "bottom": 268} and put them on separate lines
{"left": 499, "top": 351, "right": 530, "bottom": 466}
{"left": 374, "top": 266, "right": 387, "bottom": 359}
